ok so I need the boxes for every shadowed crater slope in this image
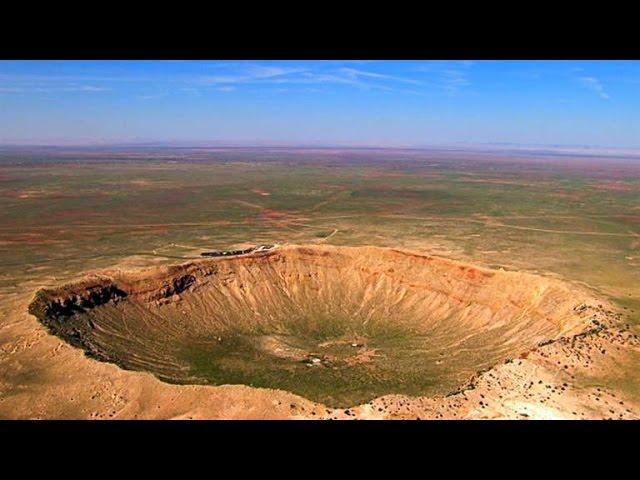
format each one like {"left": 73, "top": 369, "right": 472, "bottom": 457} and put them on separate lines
{"left": 29, "top": 245, "right": 596, "bottom": 407}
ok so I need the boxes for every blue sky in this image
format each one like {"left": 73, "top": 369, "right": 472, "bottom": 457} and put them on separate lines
{"left": 1, "top": 60, "right": 639, "bottom": 148}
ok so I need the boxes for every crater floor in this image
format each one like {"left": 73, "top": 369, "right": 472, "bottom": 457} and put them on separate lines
{"left": 29, "top": 245, "right": 601, "bottom": 408}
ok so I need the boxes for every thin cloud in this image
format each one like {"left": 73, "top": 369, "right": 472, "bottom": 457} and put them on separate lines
{"left": 414, "top": 61, "right": 473, "bottom": 94}
{"left": 180, "top": 87, "right": 202, "bottom": 96}
{"left": 197, "top": 65, "right": 308, "bottom": 86}
{"left": 441, "top": 69, "right": 471, "bottom": 94}
{"left": 195, "top": 63, "right": 424, "bottom": 93}
{"left": 0, "top": 63, "right": 427, "bottom": 96}
{"left": 138, "top": 92, "right": 167, "bottom": 100}
{"left": 0, "top": 73, "right": 142, "bottom": 83}
{"left": 338, "top": 67, "right": 423, "bottom": 85}
{"left": 579, "top": 76, "right": 610, "bottom": 100}
{"left": 72, "top": 85, "right": 111, "bottom": 92}
{"left": 0, "top": 84, "right": 111, "bottom": 93}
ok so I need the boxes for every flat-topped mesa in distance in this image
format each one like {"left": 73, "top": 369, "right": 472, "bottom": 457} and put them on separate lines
{"left": 28, "top": 244, "right": 611, "bottom": 408}
{"left": 200, "top": 244, "right": 276, "bottom": 257}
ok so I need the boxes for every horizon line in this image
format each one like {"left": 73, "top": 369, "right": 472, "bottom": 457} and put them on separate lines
{"left": 2, "top": 141, "right": 640, "bottom": 157}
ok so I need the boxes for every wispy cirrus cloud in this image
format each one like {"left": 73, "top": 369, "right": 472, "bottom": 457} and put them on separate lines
{"left": 337, "top": 67, "right": 424, "bottom": 85}
{"left": 579, "top": 76, "right": 609, "bottom": 100}
{"left": 0, "top": 84, "right": 111, "bottom": 94}
{"left": 0, "top": 62, "right": 463, "bottom": 98}
{"left": 440, "top": 68, "right": 471, "bottom": 94}
{"left": 414, "top": 60, "right": 474, "bottom": 94}
{"left": 74, "top": 85, "right": 110, "bottom": 92}
{"left": 138, "top": 92, "right": 167, "bottom": 100}
{"left": 194, "top": 63, "right": 424, "bottom": 94}
{"left": 196, "top": 64, "right": 308, "bottom": 86}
